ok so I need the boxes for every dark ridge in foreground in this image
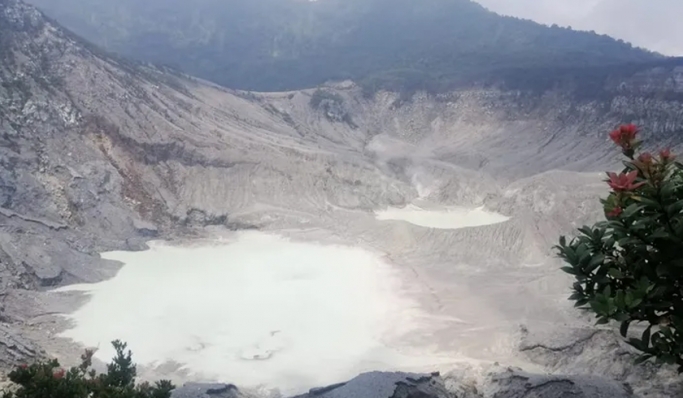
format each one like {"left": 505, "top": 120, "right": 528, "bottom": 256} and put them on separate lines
{"left": 172, "top": 371, "right": 636, "bottom": 398}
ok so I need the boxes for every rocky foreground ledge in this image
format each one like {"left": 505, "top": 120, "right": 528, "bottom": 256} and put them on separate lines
{"left": 171, "top": 369, "right": 634, "bottom": 398}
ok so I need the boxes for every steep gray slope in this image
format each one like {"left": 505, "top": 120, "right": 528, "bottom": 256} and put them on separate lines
{"left": 1, "top": 0, "right": 683, "bottom": 396}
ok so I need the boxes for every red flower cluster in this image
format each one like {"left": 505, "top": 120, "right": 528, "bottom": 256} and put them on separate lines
{"left": 606, "top": 207, "right": 623, "bottom": 218}
{"left": 53, "top": 368, "right": 66, "bottom": 379}
{"left": 609, "top": 124, "right": 639, "bottom": 149}
{"left": 607, "top": 171, "right": 645, "bottom": 192}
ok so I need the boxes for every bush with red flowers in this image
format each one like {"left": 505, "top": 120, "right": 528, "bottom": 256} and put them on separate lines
{"left": 557, "top": 124, "right": 683, "bottom": 370}
{"left": 1, "top": 341, "right": 174, "bottom": 398}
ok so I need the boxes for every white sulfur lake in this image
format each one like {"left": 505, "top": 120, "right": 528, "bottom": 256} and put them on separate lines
{"left": 54, "top": 232, "right": 429, "bottom": 394}
{"left": 375, "top": 204, "right": 509, "bottom": 229}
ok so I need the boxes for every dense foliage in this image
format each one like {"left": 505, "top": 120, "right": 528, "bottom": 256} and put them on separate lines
{"left": 1, "top": 341, "right": 174, "bottom": 398}
{"left": 24, "top": 0, "right": 673, "bottom": 96}
{"left": 557, "top": 125, "right": 683, "bottom": 370}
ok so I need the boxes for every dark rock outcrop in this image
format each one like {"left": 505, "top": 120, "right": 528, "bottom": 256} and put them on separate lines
{"left": 171, "top": 383, "right": 244, "bottom": 398}
{"left": 0, "top": 323, "right": 40, "bottom": 368}
{"left": 485, "top": 369, "right": 634, "bottom": 398}
{"left": 292, "top": 372, "right": 453, "bottom": 398}
{"left": 176, "top": 370, "right": 638, "bottom": 398}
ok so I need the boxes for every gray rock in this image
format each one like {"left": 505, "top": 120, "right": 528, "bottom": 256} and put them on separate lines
{"left": 125, "top": 237, "right": 150, "bottom": 251}
{"left": 518, "top": 326, "right": 683, "bottom": 397}
{"left": 292, "top": 372, "right": 454, "bottom": 398}
{"left": 133, "top": 218, "right": 159, "bottom": 238}
{"left": 171, "top": 383, "right": 243, "bottom": 398}
{"left": 291, "top": 371, "right": 635, "bottom": 398}
{"left": 0, "top": 323, "right": 41, "bottom": 368}
{"left": 166, "top": 370, "right": 642, "bottom": 398}
{"left": 486, "top": 369, "right": 634, "bottom": 398}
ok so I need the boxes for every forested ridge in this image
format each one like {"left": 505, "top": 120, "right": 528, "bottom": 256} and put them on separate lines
{"left": 23, "top": 0, "right": 683, "bottom": 96}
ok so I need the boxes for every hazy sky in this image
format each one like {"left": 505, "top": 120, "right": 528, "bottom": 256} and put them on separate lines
{"left": 476, "top": 0, "right": 683, "bottom": 56}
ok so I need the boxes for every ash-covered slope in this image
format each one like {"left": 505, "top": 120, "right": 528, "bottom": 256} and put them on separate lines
{"left": 1, "top": 0, "right": 683, "bottom": 396}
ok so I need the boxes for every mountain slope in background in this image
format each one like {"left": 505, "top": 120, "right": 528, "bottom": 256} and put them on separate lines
{"left": 23, "top": 0, "right": 674, "bottom": 95}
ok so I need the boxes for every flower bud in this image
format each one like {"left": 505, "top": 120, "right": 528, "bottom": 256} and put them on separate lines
{"left": 606, "top": 207, "right": 623, "bottom": 218}
{"left": 660, "top": 148, "right": 675, "bottom": 162}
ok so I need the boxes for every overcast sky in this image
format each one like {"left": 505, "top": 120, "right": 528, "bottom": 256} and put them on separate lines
{"left": 476, "top": 0, "right": 683, "bottom": 56}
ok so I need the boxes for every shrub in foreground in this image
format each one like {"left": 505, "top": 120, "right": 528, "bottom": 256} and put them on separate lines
{"left": 2, "top": 341, "right": 174, "bottom": 398}
{"left": 557, "top": 124, "right": 683, "bottom": 370}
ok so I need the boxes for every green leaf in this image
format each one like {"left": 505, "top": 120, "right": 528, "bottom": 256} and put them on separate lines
{"left": 629, "top": 298, "right": 643, "bottom": 309}
{"left": 666, "top": 199, "right": 683, "bottom": 216}
{"left": 574, "top": 299, "right": 589, "bottom": 308}
{"left": 617, "top": 237, "right": 642, "bottom": 247}
{"left": 649, "top": 286, "right": 669, "bottom": 298}
{"left": 614, "top": 312, "right": 630, "bottom": 322}
{"left": 625, "top": 291, "right": 634, "bottom": 307}
{"left": 636, "top": 277, "right": 652, "bottom": 294}
{"left": 642, "top": 327, "right": 652, "bottom": 349}
{"left": 590, "top": 300, "right": 608, "bottom": 314}
{"left": 649, "top": 229, "right": 671, "bottom": 241}
{"left": 578, "top": 246, "right": 592, "bottom": 265}
{"left": 608, "top": 268, "right": 624, "bottom": 279}
{"left": 586, "top": 253, "right": 605, "bottom": 269}
{"left": 576, "top": 243, "right": 588, "bottom": 259}
{"left": 559, "top": 246, "right": 577, "bottom": 263}
{"left": 568, "top": 292, "right": 583, "bottom": 301}
{"left": 578, "top": 226, "right": 594, "bottom": 238}
{"left": 652, "top": 333, "right": 665, "bottom": 350}
{"left": 620, "top": 321, "right": 630, "bottom": 337}
{"left": 628, "top": 338, "right": 643, "bottom": 351}
{"left": 661, "top": 181, "right": 678, "bottom": 198}
{"left": 615, "top": 290, "right": 625, "bottom": 309}
{"left": 561, "top": 266, "right": 578, "bottom": 275}
{"left": 633, "top": 196, "right": 662, "bottom": 209}
{"left": 622, "top": 203, "right": 645, "bottom": 218}
{"left": 603, "top": 285, "right": 612, "bottom": 298}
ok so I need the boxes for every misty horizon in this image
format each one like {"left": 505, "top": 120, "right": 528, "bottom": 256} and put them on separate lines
{"left": 477, "top": 0, "right": 682, "bottom": 56}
